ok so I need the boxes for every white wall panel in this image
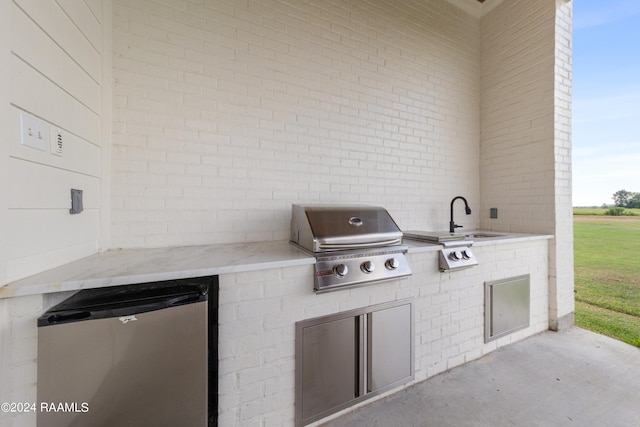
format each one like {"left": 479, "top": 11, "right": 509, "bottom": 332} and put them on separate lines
{"left": 0, "top": 0, "right": 10, "bottom": 286}
{"left": 10, "top": 55, "right": 100, "bottom": 145}
{"left": 6, "top": 210, "right": 98, "bottom": 261}
{"left": 11, "top": 3, "right": 101, "bottom": 114}
{"left": 8, "top": 107, "right": 101, "bottom": 176}
{"left": 2, "top": 0, "right": 108, "bottom": 285}
{"left": 13, "top": 0, "right": 101, "bottom": 81}
{"left": 84, "top": 0, "right": 102, "bottom": 24}
{"left": 55, "top": 0, "right": 102, "bottom": 51}
{"left": 7, "top": 158, "right": 100, "bottom": 209}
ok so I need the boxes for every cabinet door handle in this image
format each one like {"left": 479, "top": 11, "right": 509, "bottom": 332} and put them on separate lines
{"left": 357, "top": 314, "right": 367, "bottom": 397}
{"left": 366, "top": 312, "right": 374, "bottom": 393}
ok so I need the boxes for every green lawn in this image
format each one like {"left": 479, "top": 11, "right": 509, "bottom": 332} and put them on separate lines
{"left": 573, "top": 216, "right": 640, "bottom": 347}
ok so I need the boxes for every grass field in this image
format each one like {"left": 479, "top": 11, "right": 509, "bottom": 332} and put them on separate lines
{"left": 573, "top": 215, "right": 640, "bottom": 347}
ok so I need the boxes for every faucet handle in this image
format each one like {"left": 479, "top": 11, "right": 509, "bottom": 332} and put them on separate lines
{"left": 450, "top": 223, "right": 463, "bottom": 233}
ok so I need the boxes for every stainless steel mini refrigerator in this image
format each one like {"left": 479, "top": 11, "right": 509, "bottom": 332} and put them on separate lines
{"left": 37, "top": 277, "right": 213, "bottom": 427}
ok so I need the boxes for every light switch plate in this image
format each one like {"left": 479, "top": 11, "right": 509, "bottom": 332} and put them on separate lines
{"left": 20, "top": 112, "right": 48, "bottom": 151}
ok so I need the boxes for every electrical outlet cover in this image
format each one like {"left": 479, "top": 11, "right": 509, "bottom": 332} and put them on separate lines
{"left": 70, "top": 189, "right": 83, "bottom": 214}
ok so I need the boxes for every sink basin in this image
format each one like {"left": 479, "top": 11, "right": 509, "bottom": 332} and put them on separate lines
{"left": 454, "top": 230, "right": 507, "bottom": 239}
{"left": 458, "top": 232, "right": 505, "bottom": 239}
{"left": 403, "top": 230, "right": 508, "bottom": 243}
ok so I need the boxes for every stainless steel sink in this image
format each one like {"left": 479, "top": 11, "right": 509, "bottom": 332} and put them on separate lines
{"left": 458, "top": 232, "right": 505, "bottom": 239}
{"left": 455, "top": 231, "right": 507, "bottom": 239}
{"left": 403, "top": 230, "right": 508, "bottom": 243}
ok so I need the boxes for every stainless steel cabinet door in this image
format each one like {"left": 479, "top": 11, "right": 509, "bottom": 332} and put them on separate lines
{"left": 485, "top": 274, "right": 530, "bottom": 342}
{"left": 296, "top": 299, "right": 414, "bottom": 426}
{"left": 367, "top": 303, "right": 412, "bottom": 392}
{"left": 299, "top": 317, "right": 357, "bottom": 422}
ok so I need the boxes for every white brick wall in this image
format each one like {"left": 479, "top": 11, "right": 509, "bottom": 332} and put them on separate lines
{"left": 217, "top": 240, "right": 549, "bottom": 426}
{"left": 478, "top": 0, "right": 573, "bottom": 328}
{"left": 479, "top": 0, "right": 556, "bottom": 234}
{"left": 111, "top": 0, "right": 481, "bottom": 248}
{"left": 0, "top": 295, "right": 42, "bottom": 427}
{"left": 550, "top": 0, "right": 574, "bottom": 328}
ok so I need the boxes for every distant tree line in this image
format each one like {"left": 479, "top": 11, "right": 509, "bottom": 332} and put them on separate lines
{"left": 612, "top": 190, "right": 640, "bottom": 208}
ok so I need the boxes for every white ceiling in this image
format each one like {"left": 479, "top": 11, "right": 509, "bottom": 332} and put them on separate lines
{"left": 444, "top": 0, "right": 503, "bottom": 18}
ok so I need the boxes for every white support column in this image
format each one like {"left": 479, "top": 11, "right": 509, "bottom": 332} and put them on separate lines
{"left": 550, "top": 0, "right": 574, "bottom": 330}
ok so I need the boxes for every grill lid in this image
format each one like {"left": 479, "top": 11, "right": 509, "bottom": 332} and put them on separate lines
{"left": 290, "top": 204, "right": 403, "bottom": 252}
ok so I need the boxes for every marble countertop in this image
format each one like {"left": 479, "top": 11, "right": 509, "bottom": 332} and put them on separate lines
{"left": 0, "top": 232, "right": 552, "bottom": 299}
{"left": 0, "top": 241, "right": 315, "bottom": 299}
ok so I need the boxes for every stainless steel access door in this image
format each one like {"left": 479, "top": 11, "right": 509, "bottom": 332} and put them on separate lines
{"left": 299, "top": 317, "right": 358, "bottom": 422}
{"left": 485, "top": 274, "right": 531, "bottom": 342}
{"left": 367, "top": 303, "right": 413, "bottom": 392}
{"left": 296, "top": 299, "right": 414, "bottom": 427}
{"left": 37, "top": 301, "right": 208, "bottom": 427}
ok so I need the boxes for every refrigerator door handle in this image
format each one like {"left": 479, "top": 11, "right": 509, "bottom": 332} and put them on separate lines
{"left": 43, "top": 311, "right": 92, "bottom": 325}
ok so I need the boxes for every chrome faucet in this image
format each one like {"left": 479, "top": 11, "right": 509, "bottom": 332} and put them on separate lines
{"left": 450, "top": 196, "right": 471, "bottom": 233}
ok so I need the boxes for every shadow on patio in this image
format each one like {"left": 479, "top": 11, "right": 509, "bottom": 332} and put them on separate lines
{"left": 321, "top": 327, "right": 640, "bottom": 427}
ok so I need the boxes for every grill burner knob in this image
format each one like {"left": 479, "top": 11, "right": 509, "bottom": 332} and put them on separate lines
{"left": 385, "top": 258, "right": 400, "bottom": 270}
{"left": 334, "top": 264, "right": 349, "bottom": 277}
{"left": 462, "top": 249, "right": 473, "bottom": 260}
{"left": 449, "top": 250, "right": 462, "bottom": 261}
{"left": 361, "top": 261, "right": 375, "bottom": 273}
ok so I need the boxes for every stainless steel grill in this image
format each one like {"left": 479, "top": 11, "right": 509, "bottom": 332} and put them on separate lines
{"left": 290, "top": 204, "right": 412, "bottom": 292}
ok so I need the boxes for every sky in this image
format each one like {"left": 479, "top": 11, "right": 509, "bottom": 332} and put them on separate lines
{"left": 572, "top": 0, "right": 640, "bottom": 206}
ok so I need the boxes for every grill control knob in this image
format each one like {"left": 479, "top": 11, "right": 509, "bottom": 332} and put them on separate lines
{"left": 361, "top": 261, "right": 375, "bottom": 273}
{"left": 385, "top": 258, "right": 400, "bottom": 270}
{"left": 462, "top": 249, "right": 473, "bottom": 260}
{"left": 449, "top": 250, "right": 462, "bottom": 261}
{"left": 334, "top": 264, "right": 349, "bottom": 277}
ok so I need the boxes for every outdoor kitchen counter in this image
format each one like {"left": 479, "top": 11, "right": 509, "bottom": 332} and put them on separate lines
{"left": 404, "top": 231, "right": 553, "bottom": 253}
{"left": 0, "top": 232, "right": 552, "bottom": 299}
{"left": 0, "top": 241, "right": 315, "bottom": 299}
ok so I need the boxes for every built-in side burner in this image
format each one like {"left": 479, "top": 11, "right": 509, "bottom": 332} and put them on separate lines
{"left": 403, "top": 230, "right": 479, "bottom": 272}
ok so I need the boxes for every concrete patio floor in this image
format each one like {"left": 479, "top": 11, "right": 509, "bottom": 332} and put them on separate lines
{"left": 320, "top": 327, "right": 640, "bottom": 427}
